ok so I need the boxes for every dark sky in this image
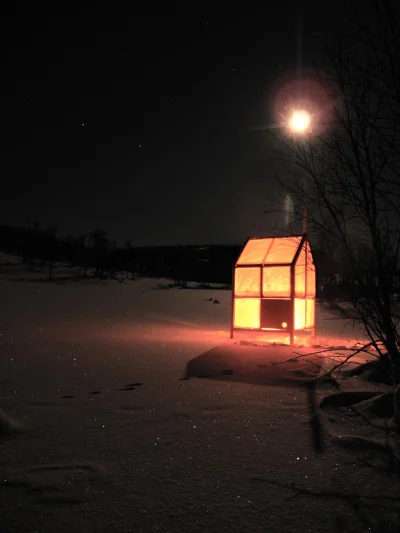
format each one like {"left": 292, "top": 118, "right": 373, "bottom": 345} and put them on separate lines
{"left": 1, "top": 2, "right": 350, "bottom": 246}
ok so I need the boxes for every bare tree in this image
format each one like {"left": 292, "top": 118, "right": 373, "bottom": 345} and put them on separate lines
{"left": 89, "top": 228, "right": 109, "bottom": 277}
{"left": 273, "top": 0, "right": 400, "bottom": 427}
{"left": 124, "top": 236, "right": 136, "bottom": 280}
{"left": 41, "top": 227, "right": 58, "bottom": 281}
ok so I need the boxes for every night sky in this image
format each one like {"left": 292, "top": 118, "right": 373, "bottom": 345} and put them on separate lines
{"left": 2, "top": 3, "right": 349, "bottom": 246}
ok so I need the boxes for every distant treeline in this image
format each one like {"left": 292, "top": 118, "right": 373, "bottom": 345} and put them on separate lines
{"left": 1, "top": 223, "right": 393, "bottom": 298}
{"left": 0, "top": 223, "right": 241, "bottom": 284}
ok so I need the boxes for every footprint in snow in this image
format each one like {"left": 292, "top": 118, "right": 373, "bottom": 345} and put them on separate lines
{"left": 116, "top": 382, "right": 143, "bottom": 391}
{"left": 2, "top": 462, "right": 106, "bottom": 507}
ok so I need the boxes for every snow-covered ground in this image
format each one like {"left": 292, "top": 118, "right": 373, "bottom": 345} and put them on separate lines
{"left": 1, "top": 265, "right": 399, "bottom": 532}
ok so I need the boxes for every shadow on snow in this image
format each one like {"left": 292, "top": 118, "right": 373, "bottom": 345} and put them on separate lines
{"left": 182, "top": 342, "right": 323, "bottom": 388}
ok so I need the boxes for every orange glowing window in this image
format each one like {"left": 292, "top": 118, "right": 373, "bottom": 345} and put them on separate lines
{"left": 295, "top": 243, "right": 306, "bottom": 298}
{"left": 236, "top": 239, "right": 272, "bottom": 264}
{"left": 305, "top": 299, "right": 315, "bottom": 328}
{"left": 306, "top": 266, "right": 316, "bottom": 297}
{"left": 262, "top": 266, "right": 290, "bottom": 298}
{"left": 294, "top": 299, "right": 315, "bottom": 330}
{"left": 234, "top": 267, "right": 261, "bottom": 296}
{"left": 305, "top": 242, "right": 316, "bottom": 297}
{"left": 263, "top": 236, "right": 302, "bottom": 264}
{"left": 234, "top": 298, "right": 260, "bottom": 328}
{"left": 294, "top": 298, "right": 306, "bottom": 329}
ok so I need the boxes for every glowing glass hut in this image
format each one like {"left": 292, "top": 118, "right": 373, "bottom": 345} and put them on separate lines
{"left": 231, "top": 235, "right": 316, "bottom": 344}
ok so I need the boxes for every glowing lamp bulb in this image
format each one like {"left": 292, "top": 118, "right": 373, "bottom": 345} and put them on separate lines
{"left": 281, "top": 322, "right": 288, "bottom": 328}
{"left": 289, "top": 110, "right": 311, "bottom": 133}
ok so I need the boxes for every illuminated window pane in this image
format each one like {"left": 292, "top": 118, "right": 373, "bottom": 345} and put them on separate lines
{"left": 306, "top": 266, "right": 316, "bottom": 298}
{"left": 236, "top": 238, "right": 273, "bottom": 265}
{"left": 234, "top": 298, "right": 260, "bottom": 328}
{"left": 305, "top": 243, "right": 316, "bottom": 297}
{"left": 305, "top": 299, "right": 315, "bottom": 328}
{"left": 294, "top": 299, "right": 315, "bottom": 329}
{"left": 263, "top": 236, "right": 301, "bottom": 264}
{"left": 294, "top": 298, "right": 306, "bottom": 329}
{"left": 295, "top": 243, "right": 306, "bottom": 297}
{"left": 234, "top": 267, "right": 261, "bottom": 296}
{"left": 262, "top": 266, "right": 290, "bottom": 297}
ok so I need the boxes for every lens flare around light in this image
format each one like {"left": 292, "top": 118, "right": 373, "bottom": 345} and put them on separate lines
{"left": 269, "top": 73, "right": 337, "bottom": 136}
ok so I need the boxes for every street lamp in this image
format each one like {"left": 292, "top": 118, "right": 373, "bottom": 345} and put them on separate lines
{"left": 288, "top": 109, "right": 311, "bottom": 134}
{"left": 286, "top": 108, "right": 312, "bottom": 233}
{"left": 250, "top": 105, "right": 314, "bottom": 233}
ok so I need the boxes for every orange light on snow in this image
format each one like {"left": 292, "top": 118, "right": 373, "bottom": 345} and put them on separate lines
{"left": 232, "top": 235, "right": 316, "bottom": 344}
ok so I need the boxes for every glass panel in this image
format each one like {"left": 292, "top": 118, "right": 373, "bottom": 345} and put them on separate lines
{"left": 295, "top": 243, "right": 306, "bottom": 297}
{"left": 234, "top": 298, "right": 260, "bottom": 329}
{"left": 236, "top": 238, "right": 273, "bottom": 265}
{"left": 263, "top": 236, "right": 301, "bottom": 264}
{"left": 306, "top": 266, "right": 316, "bottom": 298}
{"left": 305, "top": 243, "right": 316, "bottom": 297}
{"left": 305, "top": 299, "right": 315, "bottom": 328}
{"left": 262, "top": 266, "right": 290, "bottom": 297}
{"left": 294, "top": 299, "right": 306, "bottom": 330}
{"left": 294, "top": 299, "right": 315, "bottom": 329}
{"left": 234, "top": 267, "right": 261, "bottom": 297}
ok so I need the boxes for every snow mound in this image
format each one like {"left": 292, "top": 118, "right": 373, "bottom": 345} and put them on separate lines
{"left": 0, "top": 406, "right": 19, "bottom": 438}
{"left": 314, "top": 387, "right": 400, "bottom": 476}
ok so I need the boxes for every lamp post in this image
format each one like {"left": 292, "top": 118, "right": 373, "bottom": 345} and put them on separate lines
{"left": 286, "top": 108, "right": 312, "bottom": 234}
{"left": 250, "top": 106, "right": 314, "bottom": 234}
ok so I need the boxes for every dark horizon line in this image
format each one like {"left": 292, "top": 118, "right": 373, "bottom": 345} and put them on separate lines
{"left": 0, "top": 221, "right": 245, "bottom": 250}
